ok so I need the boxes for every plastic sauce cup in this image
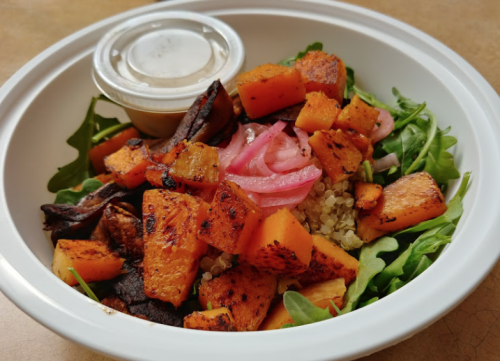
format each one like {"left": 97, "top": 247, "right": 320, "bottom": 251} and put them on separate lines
{"left": 92, "top": 11, "right": 245, "bottom": 137}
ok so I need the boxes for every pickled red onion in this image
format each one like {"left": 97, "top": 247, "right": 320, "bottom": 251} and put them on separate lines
{"left": 372, "top": 108, "right": 395, "bottom": 143}
{"left": 225, "top": 165, "right": 322, "bottom": 193}
{"left": 227, "top": 121, "right": 287, "bottom": 174}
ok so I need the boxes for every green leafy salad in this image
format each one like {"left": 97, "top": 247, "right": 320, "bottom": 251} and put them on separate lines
{"left": 43, "top": 41, "right": 470, "bottom": 331}
{"left": 278, "top": 43, "right": 469, "bottom": 328}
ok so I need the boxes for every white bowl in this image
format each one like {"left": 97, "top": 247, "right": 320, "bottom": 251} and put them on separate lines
{"left": 1, "top": 1, "right": 500, "bottom": 360}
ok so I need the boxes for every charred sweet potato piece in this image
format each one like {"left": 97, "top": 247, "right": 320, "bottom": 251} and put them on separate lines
{"left": 89, "top": 127, "right": 140, "bottom": 174}
{"left": 52, "top": 239, "right": 125, "bottom": 286}
{"left": 259, "top": 278, "right": 346, "bottom": 330}
{"left": 356, "top": 217, "right": 388, "bottom": 243}
{"left": 237, "top": 64, "right": 306, "bottom": 119}
{"left": 345, "top": 130, "right": 374, "bottom": 162}
{"left": 198, "top": 180, "right": 263, "bottom": 254}
{"left": 104, "top": 140, "right": 152, "bottom": 189}
{"left": 145, "top": 164, "right": 186, "bottom": 192}
{"left": 142, "top": 190, "right": 209, "bottom": 307}
{"left": 151, "top": 80, "right": 234, "bottom": 158}
{"left": 358, "top": 172, "right": 447, "bottom": 232}
{"left": 198, "top": 264, "right": 277, "bottom": 331}
{"left": 309, "top": 129, "right": 363, "bottom": 184}
{"left": 102, "top": 204, "right": 144, "bottom": 260}
{"left": 335, "top": 95, "right": 379, "bottom": 137}
{"left": 297, "top": 235, "right": 359, "bottom": 287}
{"left": 158, "top": 141, "right": 219, "bottom": 189}
{"left": 183, "top": 307, "right": 236, "bottom": 331}
{"left": 295, "top": 91, "right": 341, "bottom": 133}
{"left": 355, "top": 182, "right": 383, "bottom": 210}
{"left": 293, "top": 51, "right": 347, "bottom": 104}
{"left": 243, "top": 208, "right": 313, "bottom": 276}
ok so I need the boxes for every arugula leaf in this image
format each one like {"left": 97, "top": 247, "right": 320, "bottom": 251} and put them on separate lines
{"left": 386, "top": 277, "right": 406, "bottom": 295}
{"left": 54, "top": 178, "right": 104, "bottom": 205}
{"left": 283, "top": 291, "right": 332, "bottom": 326}
{"left": 358, "top": 297, "right": 379, "bottom": 308}
{"left": 281, "top": 323, "right": 296, "bottom": 329}
{"left": 47, "top": 97, "right": 99, "bottom": 192}
{"left": 406, "top": 255, "right": 433, "bottom": 282}
{"left": 341, "top": 237, "right": 399, "bottom": 314}
{"left": 344, "top": 66, "right": 355, "bottom": 98}
{"left": 372, "top": 244, "right": 413, "bottom": 293}
{"left": 424, "top": 127, "right": 460, "bottom": 185}
{"left": 278, "top": 42, "right": 323, "bottom": 67}
{"left": 382, "top": 123, "right": 427, "bottom": 177}
{"left": 47, "top": 96, "right": 125, "bottom": 193}
{"left": 402, "top": 231, "right": 451, "bottom": 278}
{"left": 394, "top": 172, "right": 470, "bottom": 236}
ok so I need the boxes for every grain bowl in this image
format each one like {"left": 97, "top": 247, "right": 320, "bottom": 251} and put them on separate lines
{"left": 1, "top": 0, "right": 500, "bottom": 360}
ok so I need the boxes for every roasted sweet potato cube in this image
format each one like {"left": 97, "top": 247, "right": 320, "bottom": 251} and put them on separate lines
{"left": 198, "top": 180, "right": 262, "bottom": 254}
{"left": 295, "top": 91, "right": 341, "bottom": 133}
{"left": 237, "top": 64, "right": 306, "bottom": 119}
{"left": 160, "top": 141, "right": 187, "bottom": 166}
{"left": 52, "top": 239, "right": 124, "bottom": 286}
{"left": 298, "top": 235, "right": 359, "bottom": 287}
{"left": 358, "top": 172, "right": 447, "bottom": 232}
{"left": 198, "top": 264, "right": 277, "bottom": 331}
{"left": 335, "top": 95, "right": 379, "bottom": 137}
{"left": 183, "top": 307, "right": 236, "bottom": 331}
{"left": 243, "top": 208, "right": 313, "bottom": 276}
{"left": 89, "top": 127, "right": 140, "bottom": 174}
{"left": 293, "top": 51, "right": 347, "bottom": 104}
{"left": 142, "top": 190, "right": 210, "bottom": 307}
{"left": 104, "top": 141, "right": 152, "bottom": 189}
{"left": 308, "top": 129, "right": 363, "bottom": 184}
{"left": 145, "top": 164, "right": 186, "bottom": 192}
{"left": 159, "top": 141, "right": 219, "bottom": 189}
{"left": 259, "top": 278, "right": 346, "bottom": 330}
{"left": 356, "top": 217, "right": 388, "bottom": 243}
{"left": 345, "top": 130, "right": 374, "bottom": 162}
{"left": 355, "top": 182, "right": 383, "bottom": 210}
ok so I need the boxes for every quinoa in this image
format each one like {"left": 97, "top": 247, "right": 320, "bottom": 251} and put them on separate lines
{"left": 199, "top": 252, "right": 233, "bottom": 284}
{"left": 292, "top": 159, "right": 363, "bottom": 250}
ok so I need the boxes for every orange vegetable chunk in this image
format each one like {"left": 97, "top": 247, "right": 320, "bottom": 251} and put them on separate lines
{"left": 335, "top": 95, "right": 379, "bottom": 137}
{"left": 145, "top": 164, "right": 186, "bottom": 192}
{"left": 198, "top": 263, "right": 277, "bottom": 331}
{"left": 198, "top": 180, "right": 262, "bottom": 254}
{"left": 244, "top": 208, "right": 313, "bottom": 276}
{"left": 237, "top": 64, "right": 306, "bottom": 119}
{"left": 183, "top": 307, "right": 235, "bottom": 331}
{"left": 358, "top": 171, "right": 447, "bottom": 232}
{"left": 354, "top": 182, "right": 383, "bottom": 210}
{"left": 298, "top": 235, "right": 359, "bottom": 287}
{"left": 293, "top": 51, "right": 347, "bottom": 104}
{"left": 308, "top": 129, "right": 363, "bottom": 184}
{"left": 295, "top": 91, "right": 342, "bottom": 133}
{"left": 104, "top": 141, "right": 152, "bottom": 189}
{"left": 160, "top": 141, "right": 220, "bottom": 189}
{"left": 345, "top": 130, "right": 374, "bottom": 162}
{"left": 142, "top": 190, "right": 209, "bottom": 307}
{"left": 259, "top": 278, "right": 346, "bottom": 330}
{"left": 52, "top": 239, "right": 124, "bottom": 286}
{"left": 89, "top": 127, "right": 140, "bottom": 174}
{"left": 356, "top": 217, "right": 388, "bottom": 243}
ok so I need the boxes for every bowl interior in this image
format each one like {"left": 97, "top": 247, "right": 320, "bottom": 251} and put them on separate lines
{"left": 2, "top": 3, "right": 498, "bottom": 361}
{"left": 4, "top": 11, "right": 476, "bottom": 266}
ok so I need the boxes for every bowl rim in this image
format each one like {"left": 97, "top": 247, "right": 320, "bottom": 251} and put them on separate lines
{"left": 1, "top": 1, "right": 500, "bottom": 360}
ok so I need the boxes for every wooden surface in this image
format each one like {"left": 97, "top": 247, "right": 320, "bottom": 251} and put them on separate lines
{"left": 1, "top": 0, "right": 499, "bottom": 360}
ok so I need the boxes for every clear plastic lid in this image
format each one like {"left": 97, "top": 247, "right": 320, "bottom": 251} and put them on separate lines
{"left": 92, "top": 11, "right": 245, "bottom": 112}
